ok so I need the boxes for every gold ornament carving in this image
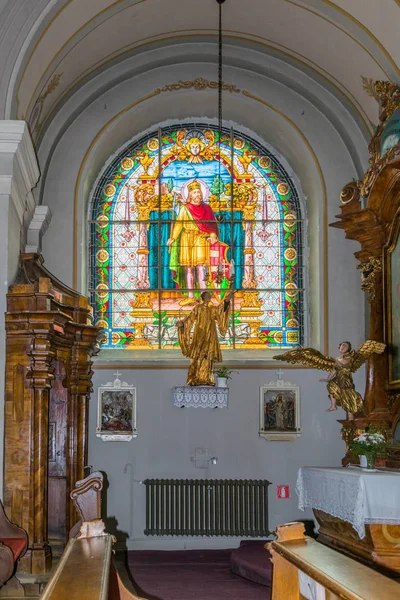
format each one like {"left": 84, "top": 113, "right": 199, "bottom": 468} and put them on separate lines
{"left": 374, "top": 80, "right": 400, "bottom": 123}
{"left": 357, "top": 257, "right": 382, "bottom": 303}
{"left": 341, "top": 422, "right": 357, "bottom": 445}
{"left": 344, "top": 81, "right": 400, "bottom": 199}
{"left": 361, "top": 76, "right": 380, "bottom": 102}
{"left": 359, "top": 144, "right": 400, "bottom": 198}
{"left": 388, "top": 393, "right": 400, "bottom": 410}
{"left": 160, "top": 78, "right": 241, "bottom": 94}
{"left": 340, "top": 181, "right": 361, "bottom": 205}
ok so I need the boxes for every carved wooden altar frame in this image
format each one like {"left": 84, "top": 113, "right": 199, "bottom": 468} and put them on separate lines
{"left": 331, "top": 81, "right": 400, "bottom": 468}
{"left": 313, "top": 82, "right": 400, "bottom": 576}
{"left": 384, "top": 208, "right": 400, "bottom": 389}
{"left": 3, "top": 254, "right": 99, "bottom": 576}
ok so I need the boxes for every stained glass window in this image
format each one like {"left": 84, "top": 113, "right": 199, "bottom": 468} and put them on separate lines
{"left": 89, "top": 124, "right": 304, "bottom": 350}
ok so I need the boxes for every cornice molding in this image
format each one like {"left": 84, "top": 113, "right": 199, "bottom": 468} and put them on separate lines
{"left": 0, "top": 120, "right": 40, "bottom": 222}
{"left": 25, "top": 205, "right": 52, "bottom": 253}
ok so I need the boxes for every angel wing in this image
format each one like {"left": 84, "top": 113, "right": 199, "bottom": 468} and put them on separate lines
{"left": 273, "top": 347, "right": 335, "bottom": 372}
{"left": 349, "top": 340, "right": 386, "bottom": 373}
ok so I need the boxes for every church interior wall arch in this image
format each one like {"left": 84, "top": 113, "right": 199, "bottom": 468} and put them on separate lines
{"left": 38, "top": 59, "right": 366, "bottom": 360}
{"left": 0, "top": 0, "right": 395, "bottom": 551}
{"left": 32, "top": 51, "right": 368, "bottom": 545}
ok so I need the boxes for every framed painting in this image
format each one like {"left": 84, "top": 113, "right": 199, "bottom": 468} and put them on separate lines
{"left": 385, "top": 211, "right": 400, "bottom": 388}
{"left": 96, "top": 375, "right": 137, "bottom": 441}
{"left": 259, "top": 380, "right": 301, "bottom": 441}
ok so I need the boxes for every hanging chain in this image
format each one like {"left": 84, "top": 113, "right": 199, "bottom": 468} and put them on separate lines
{"left": 218, "top": 0, "right": 223, "bottom": 140}
{"left": 217, "top": 0, "right": 225, "bottom": 198}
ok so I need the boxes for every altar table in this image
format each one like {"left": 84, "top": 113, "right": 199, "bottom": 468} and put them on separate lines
{"left": 296, "top": 466, "right": 400, "bottom": 575}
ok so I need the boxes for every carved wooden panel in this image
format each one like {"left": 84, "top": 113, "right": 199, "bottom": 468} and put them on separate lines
{"left": 48, "top": 360, "right": 68, "bottom": 544}
{"left": 12, "top": 364, "right": 25, "bottom": 423}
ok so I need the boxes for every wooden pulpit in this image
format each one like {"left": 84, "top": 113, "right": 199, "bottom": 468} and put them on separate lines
{"left": 3, "top": 254, "right": 99, "bottom": 576}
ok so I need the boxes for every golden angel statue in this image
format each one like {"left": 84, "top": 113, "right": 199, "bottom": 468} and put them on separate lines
{"left": 177, "top": 290, "right": 233, "bottom": 386}
{"left": 273, "top": 340, "right": 385, "bottom": 419}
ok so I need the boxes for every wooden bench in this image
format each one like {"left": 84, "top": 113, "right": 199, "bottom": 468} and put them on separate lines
{"left": 41, "top": 521, "right": 145, "bottom": 600}
{"left": 0, "top": 501, "right": 28, "bottom": 588}
{"left": 268, "top": 522, "right": 400, "bottom": 600}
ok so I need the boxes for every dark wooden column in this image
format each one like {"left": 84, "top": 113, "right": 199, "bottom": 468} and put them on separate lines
{"left": 28, "top": 338, "right": 55, "bottom": 574}
{"left": 67, "top": 326, "right": 98, "bottom": 531}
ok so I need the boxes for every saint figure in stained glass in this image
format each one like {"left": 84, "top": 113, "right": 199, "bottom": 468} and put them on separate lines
{"left": 167, "top": 179, "right": 220, "bottom": 305}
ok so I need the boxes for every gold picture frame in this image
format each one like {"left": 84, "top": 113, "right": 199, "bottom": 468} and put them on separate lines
{"left": 384, "top": 208, "right": 400, "bottom": 388}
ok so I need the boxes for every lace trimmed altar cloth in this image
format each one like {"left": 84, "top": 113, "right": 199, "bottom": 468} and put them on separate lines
{"left": 173, "top": 386, "right": 228, "bottom": 408}
{"left": 296, "top": 466, "right": 400, "bottom": 539}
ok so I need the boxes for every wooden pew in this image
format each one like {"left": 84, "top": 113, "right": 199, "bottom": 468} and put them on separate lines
{"left": 268, "top": 522, "right": 400, "bottom": 600}
{"left": 69, "top": 471, "right": 104, "bottom": 538}
{"left": 41, "top": 521, "right": 146, "bottom": 600}
{"left": 0, "top": 501, "right": 28, "bottom": 588}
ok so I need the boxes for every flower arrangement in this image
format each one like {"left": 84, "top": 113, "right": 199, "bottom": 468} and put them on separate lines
{"left": 349, "top": 429, "right": 386, "bottom": 469}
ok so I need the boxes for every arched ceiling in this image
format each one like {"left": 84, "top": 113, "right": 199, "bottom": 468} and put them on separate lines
{"left": 1, "top": 0, "right": 399, "bottom": 144}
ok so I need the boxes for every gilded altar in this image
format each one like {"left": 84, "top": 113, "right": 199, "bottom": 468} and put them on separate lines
{"left": 332, "top": 81, "right": 400, "bottom": 467}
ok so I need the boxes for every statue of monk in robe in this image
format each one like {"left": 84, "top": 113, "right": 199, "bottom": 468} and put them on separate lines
{"left": 177, "top": 290, "right": 233, "bottom": 386}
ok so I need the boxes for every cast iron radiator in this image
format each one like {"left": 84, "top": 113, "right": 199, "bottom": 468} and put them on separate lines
{"left": 144, "top": 479, "right": 271, "bottom": 536}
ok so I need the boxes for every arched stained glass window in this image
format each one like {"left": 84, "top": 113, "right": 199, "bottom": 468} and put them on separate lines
{"left": 89, "top": 124, "right": 303, "bottom": 350}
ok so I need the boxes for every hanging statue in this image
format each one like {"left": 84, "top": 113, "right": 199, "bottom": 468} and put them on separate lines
{"left": 273, "top": 340, "right": 385, "bottom": 419}
{"left": 177, "top": 290, "right": 234, "bottom": 386}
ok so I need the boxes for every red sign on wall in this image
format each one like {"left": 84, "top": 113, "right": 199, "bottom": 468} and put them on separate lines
{"left": 276, "top": 485, "right": 290, "bottom": 499}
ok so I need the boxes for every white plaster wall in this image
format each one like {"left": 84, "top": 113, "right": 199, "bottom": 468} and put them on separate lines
{"left": 89, "top": 365, "right": 364, "bottom": 549}
{"left": 37, "top": 55, "right": 366, "bottom": 548}
{"left": 0, "top": 200, "right": 11, "bottom": 499}
{"left": 0, "top": 121, "right": 39, "bottom": 500}
{"left": 0, "top": 197, "right": 29, "bottom": 499}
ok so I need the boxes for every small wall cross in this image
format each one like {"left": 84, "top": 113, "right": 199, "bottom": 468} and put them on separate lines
{"left": 275, "top": 369, "right": 284, "bottom": 380}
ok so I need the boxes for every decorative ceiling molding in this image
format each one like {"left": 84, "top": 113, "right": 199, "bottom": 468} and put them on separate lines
{"left": 361, "top": 77, "right": 380, "bottom": 102}
{"left": 0, "top": 121, "right": 39, "bottom": 223}
{"left": 159, "top": 78, "right": 241, "bottom": 94}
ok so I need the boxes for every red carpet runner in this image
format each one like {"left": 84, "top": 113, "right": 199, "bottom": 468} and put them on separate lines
{"left": 127, "top": 549, "right": 271, "bottom": 600}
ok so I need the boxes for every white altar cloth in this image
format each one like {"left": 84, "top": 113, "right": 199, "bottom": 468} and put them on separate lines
{"left": 296, "top": 466, "right": 400, "bottom": 539}
{"left": 173, "top": 386, "right": 228, "bottom": 408}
